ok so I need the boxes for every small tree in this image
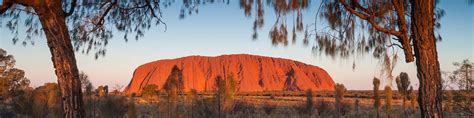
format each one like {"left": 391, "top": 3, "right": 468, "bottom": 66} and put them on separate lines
{"left": 215, "top": 75, "right": 224, "bottom": 117}
{"left": 335, "top": 83, "right": 346, "bottom": 117}
{"left": 187, "top": 89, "right": 198, "bottom": 118}
{"left": 373, "top": 77, "right": 381, "bottom": 118}
{"left": 224, "top": 73, "right": 237, "bottom": 111}
{"left": 163, "top": 65, "right": 182, "bottom": 118}
{"left": 0, "top": 48, "right": 30, "bottom": 101}
{"left": 79, "top": 71, "right": 93, "bottom": 97}
{"left": 384, "top": 86, "right": 393, "bottom": 118}
{"left": 305, "top": 89, "right": 314, "bottom": 116}
{"left": 142, "top": 84, "right": 160, "bottom": 103}
{"left": 449, "top": 59, "right": 473, "bottom": 114}
{"left": 451, "top": 59, "right": 473, "bottom": 91}
{"left": 214, "top": 73, "right": 238, "bottom": 117}
{"left": 78, "top": 71, "right": 96, "bottom": 117}
{"left": 395, "top": 72, "right": 411, "bottom": 116}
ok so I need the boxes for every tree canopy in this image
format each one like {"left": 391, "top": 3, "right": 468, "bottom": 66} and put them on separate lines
{"left": 0, "top": 48, "right": 30, "bottom": 99}
{"left": 0, "top": 0, "right": 168, "bottom": 58}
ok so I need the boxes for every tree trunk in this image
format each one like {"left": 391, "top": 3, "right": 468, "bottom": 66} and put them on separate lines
{"left": 411, "top": 0, "right": 443, "bottom": 117}
{"left": 34, "top": 0, "right": 85, "bottom": 117}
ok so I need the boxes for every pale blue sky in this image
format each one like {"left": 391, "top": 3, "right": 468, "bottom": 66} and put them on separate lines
{"left": 0, "top": 1, "right": 472, "bottom": 90}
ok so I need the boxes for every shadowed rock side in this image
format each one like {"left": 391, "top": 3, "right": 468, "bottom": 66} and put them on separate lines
{"left": 124, "top": 54, "right": 335, "bottom": 93}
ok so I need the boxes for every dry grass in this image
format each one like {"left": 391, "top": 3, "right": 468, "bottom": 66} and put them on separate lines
{"left": 128, "top": 90, "right": 473, "bottom": 118}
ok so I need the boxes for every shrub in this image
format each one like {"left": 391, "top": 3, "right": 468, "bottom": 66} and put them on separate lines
{"left": 384, "top": 85, "right": 393, "bottom": 117}
{"left": 215, "top": 73, "right": 238, "bottom": 116}
{"left": 99, "top": 96, "right": 129, "bottom": 118}
{"left": 262, "top": 102, "right": 276, "bottom": 115}
{"left": 163, "top": 65, "right": 183, "bottom": 118}
{"left": 340, "top": 100, "right": 352, "bottom": 116}
{"left": 195, "top": 97, "right": 218, "bottom": 117}
{"left": 141, "top": 84, "right": 160, "bottom": 103}
{"left": 316, "top": 99, "right": 330, "bottom": 116}
{"left": 32, "top": 83, "right": 62, "bottom": 118}
{"left": 445, "top": 90, "right": 453, "bottom": 115}
{"left": 186, "top": 89, "right": 198, "bottom": 117}
{"left": 335, "top": 83, "right": 347, "bottom": 117}
{"left": 373, "top": 77, "right": 381, "bottom": 117}
{"left": 126, "top": 97, "right": 138, "bottom": 118}
{"left": 396, "top": 72, "right": 411, "bottom": 115}
{"left": 354, "top": 99, "right": 360, "bottom": 117}
{"left": 305, "top": 89, "right": 314, "bottom": 115}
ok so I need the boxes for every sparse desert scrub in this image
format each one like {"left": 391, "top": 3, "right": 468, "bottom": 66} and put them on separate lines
{"left": 2, "top": 86, "right": 472, "bottom": 118}
{"left": 384, "top": 85, "right": 393, "bottom": 118}
{"left": 373, "top": 77, "right": 381, "bottom": 118}
{"left": 335, "top": 83, "right": 347, "bottom": 117}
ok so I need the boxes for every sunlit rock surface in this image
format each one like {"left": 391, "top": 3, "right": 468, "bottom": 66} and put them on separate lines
{"left": 124, "top": 54, "right": 335, "bottom": 93}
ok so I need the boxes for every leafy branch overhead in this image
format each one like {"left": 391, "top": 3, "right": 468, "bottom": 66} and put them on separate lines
{"left": 0, "top": 0, "right": 168, "bottom": 59}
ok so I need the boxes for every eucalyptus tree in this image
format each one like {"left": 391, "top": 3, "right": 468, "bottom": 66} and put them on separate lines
{"left": 234, "top": 0, "right": 446, "bottom": 117}
{"left": 0, "top": 0, "right": 167, "bottom": 117}
{"left": 0, "top": 48, "right": 30, "bottom": 100}
{"left": 309, "top": 1, "right": 445, "bottom": 117}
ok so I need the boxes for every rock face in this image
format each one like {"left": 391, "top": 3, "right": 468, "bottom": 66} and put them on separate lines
{"left": 124, "top": 54, "right": 335, "bottom": 93}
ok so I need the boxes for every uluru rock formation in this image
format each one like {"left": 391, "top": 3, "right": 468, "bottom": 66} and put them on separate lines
{"left": 124, "top": 54, "right": 335, "bottom": 93}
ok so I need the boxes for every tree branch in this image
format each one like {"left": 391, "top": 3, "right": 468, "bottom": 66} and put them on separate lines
{"left": 392, "top": 0, "right": 414, "bottom": 62}
{"left": 145, "top": 0, "right": 167, "bottom": 31}
{"left": 64, "top": 0, "right": 77, "bottom": 17}
{"left": 91, "top": 1, "right": 116, "bottom": 32}
{"left": 0, "top": 2, "right": 12, "bottom": 14}
{"left": 339, "top": 0, "right": 402, "bottom": 37}
{"left": 387, "top": 43, "right": 403, "bottom": 49}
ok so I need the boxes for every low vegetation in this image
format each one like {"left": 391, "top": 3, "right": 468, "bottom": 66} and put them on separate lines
{"left": 1, "top": 51, "right": 472, "bottom": 117}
